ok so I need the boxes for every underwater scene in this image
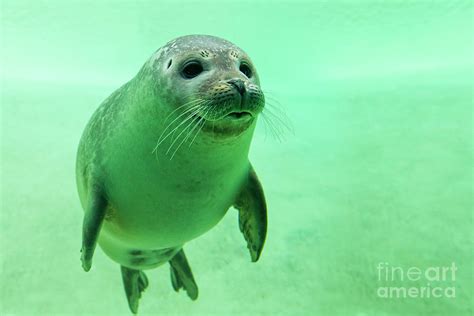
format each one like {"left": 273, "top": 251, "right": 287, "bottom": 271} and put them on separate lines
{"left": 1, "top": 1, "right": 472, "bottom": 315}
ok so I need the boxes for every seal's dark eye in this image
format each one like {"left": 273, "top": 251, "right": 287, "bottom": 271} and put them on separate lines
{"left": 239, "top": 63, "right": 252, "bottom": 78}
{"left": 181, "top": 61, "right": 203, "bottom": 79}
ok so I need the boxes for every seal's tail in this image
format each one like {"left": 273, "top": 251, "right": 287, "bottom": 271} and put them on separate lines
{"left": 169, "top": 249, "right": 199, "bottom": 300}
{"left": 119, "top": 248, "right": 198, "bottom": 313}
{"left": 120, "top": 266, "right": 148, "bottom": 314}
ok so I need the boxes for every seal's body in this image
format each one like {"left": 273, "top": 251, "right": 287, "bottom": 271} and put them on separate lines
{"left": 76, "top": 35, "right": 267, "bottom": 313}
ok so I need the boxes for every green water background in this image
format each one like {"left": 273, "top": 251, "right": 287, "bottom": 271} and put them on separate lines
{"left": 1, "top": 1, "right": 472, "bottom": 315}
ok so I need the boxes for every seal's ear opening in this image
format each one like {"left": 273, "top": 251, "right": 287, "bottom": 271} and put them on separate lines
{"left": 167, "top": 59, "right": 173, "bottom": 69}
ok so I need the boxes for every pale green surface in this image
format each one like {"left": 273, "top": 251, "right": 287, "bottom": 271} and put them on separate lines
{"left": 1, "top": 1, "right": 473, "bottom": 315}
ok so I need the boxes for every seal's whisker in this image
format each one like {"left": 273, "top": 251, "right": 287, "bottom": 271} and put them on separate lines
{"left": 188, "top": 104, "right": 216, "bottom": 148}
{"left": 154, "top": 104, "right": 201, "bottom": 152}
{"left": 156, "top": 101, "right": 205, "bottom": 144}
{"left": 263, "top": 97, "right": 292, "bottom": 121}
{"left": 261, "top": 90, "right": 282, "bottom": 101}
{"left": 260, "top": 114, "right": 279, "bottom": 141}
{"left": 165, "top": 106, "right": 204, "bottom": 156}
{"left": 157, "top": 105, "right": 202, "bottom": 156}
{"left": 261, "top": 93, "right": 282, "bottom": 105}
{"left": 265, "top": 102, "right": 290, "bottom": 122}
{"left": 261, "top": 91, "right": 291, "bottom": 123}
{"left": 153, "top": 102, "right": 205, "bottom": 152}
{"left": 163, "top": 98, "right": 205, "bottom": 122}
{"left": 157, "top": 99, "right": 205, "bottom": 142}
{"left": 259, "top": 113, "right": 271, "bottom": 141}
{"left": 263, "top": 111, "right": 288, "bottom": 136}
{"left": 188, "top": 109, "right": 210, "bottom": 148}
{"left": 153, "top": 104, "right": 201, "bottom": 162}
{"left": 159, "top": 98, "right": 207, "bottom": 128}
{"left": 262, "top": 102, "right": 294, "bottom": 134}
{"left": 182, "top": 102, "right": 212, "bottom": 146}
{"left": 260, "top": 111, "right": 285, "bottom": 142}
{"left": 180, "top": 119, "right": 201, "bottom": 148}
{"left": 168, "top": 118, "right": 198, "bottom": 160}
{"left": 262, "top": 109, "right": 286, "bottom": 135}
{"left": 188, "top": 119, "right": 205, "bottom": 147}
{"left": 170, "top": 104, "right": 212, "bottom": 159}
{"left": 265, "top": 108, "right": 291, "bottom": 132}
{"left": 181, "top": 101, "right": 211, "bottom": 145}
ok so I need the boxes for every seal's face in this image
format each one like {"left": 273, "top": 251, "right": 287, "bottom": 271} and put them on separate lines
{"left": 152, "top": 35, "right": 265, "bottom": 137}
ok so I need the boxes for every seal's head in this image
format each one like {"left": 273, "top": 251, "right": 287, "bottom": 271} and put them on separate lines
{"left": 150, "top": 35, "right": 265, "bottom": 137}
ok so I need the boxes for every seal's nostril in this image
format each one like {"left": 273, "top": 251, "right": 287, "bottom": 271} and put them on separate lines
{"left": 228, "top": 79, "right": 246, "bottom": 96}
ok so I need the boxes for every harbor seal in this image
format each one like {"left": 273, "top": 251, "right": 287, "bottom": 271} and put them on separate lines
{"left": 76, "top": 34, "right": 267, "bottom": 313}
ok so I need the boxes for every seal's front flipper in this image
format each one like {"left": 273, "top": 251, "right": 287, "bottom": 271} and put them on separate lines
{"left": 81, "top": 186, "right": 107, "bottom": 271}
{"left": 169, "top": 249, "right": 198, "bottom": 300}
{"left": 234, "top": 165, "right": 267, "bottom": 262}
{"left": 121, "top": 266, "right": 148, "bottom": 314}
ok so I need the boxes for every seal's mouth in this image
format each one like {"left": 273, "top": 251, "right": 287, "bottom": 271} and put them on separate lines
{"left": 225, "top": 111, "right": 252, "bottom": 120}
{"left": 190, "top": 109, "right": 256, "bottom": 137}
{"left": 193, "top": 111, "right": 253, "bottom": 122}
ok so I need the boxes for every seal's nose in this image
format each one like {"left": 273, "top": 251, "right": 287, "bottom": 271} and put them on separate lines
{"left": 227, "top": 79, "right": 246, "bottom": 96}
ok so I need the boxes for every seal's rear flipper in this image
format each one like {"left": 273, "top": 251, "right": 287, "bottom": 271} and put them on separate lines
{"left": 81, "top": 186, "right": 107, "bottom": 271}
{"left": 234, "top": 165, "right": 267, "bottom": 262}
{"left": 169, "top": 249, "right": 198, "bottom": 300}
{"left": 121, "top": 266, "right": 149, "bottom": 314}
